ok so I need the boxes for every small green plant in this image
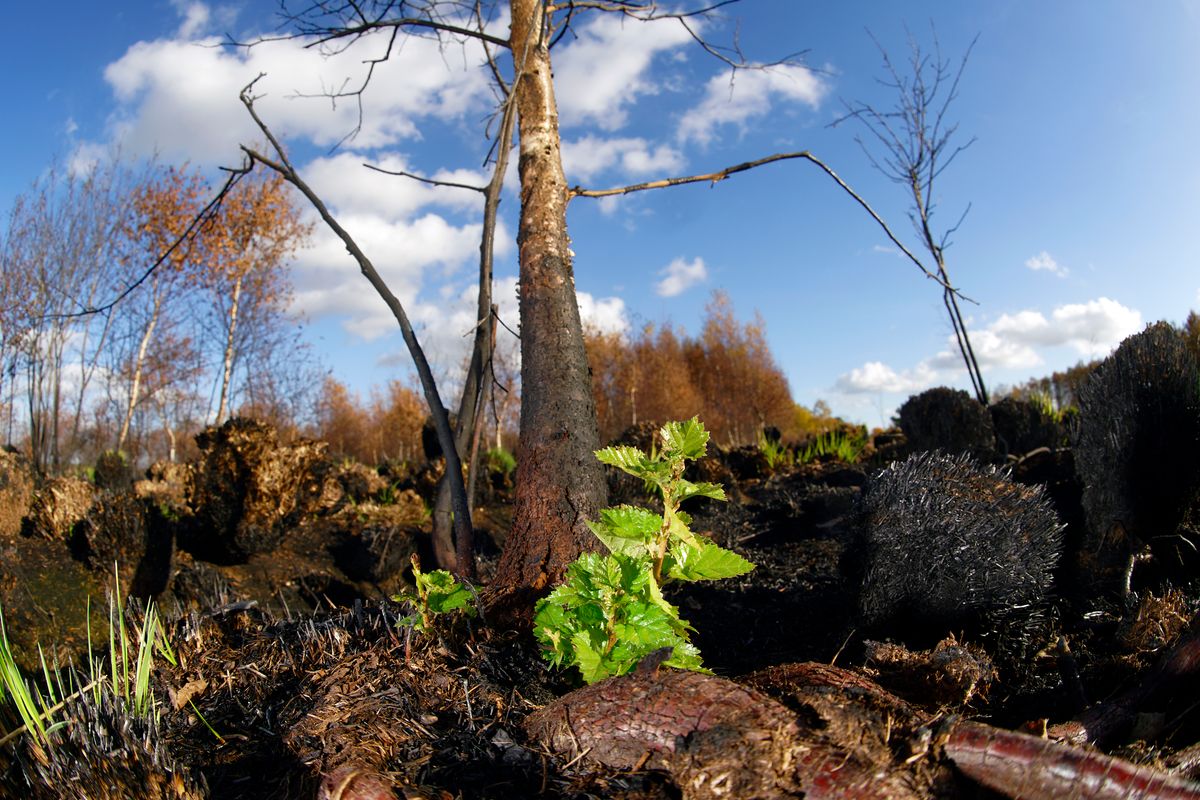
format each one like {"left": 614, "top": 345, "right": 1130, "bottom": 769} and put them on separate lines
{"left": 392, "top": 554, "right": 477, "bottom": 632}
{"left": 486, "top": 446, "right": 517, "bottom": 478}
{"left": 798, "top": 429, "right": 865, "bottom": 464}
{"left": 0, "top": 565, "right": 177, "bottom": 748}
{"left": 534, "top": 418, "right": 754, "bottom": 684}
{"left": 758, "top": 432, "right": 794, "bottom": 471}
{"left": 0, "top": 606, "right": 55, "bottom": 745}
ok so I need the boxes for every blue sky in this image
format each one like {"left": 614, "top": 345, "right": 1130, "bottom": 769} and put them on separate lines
{"left": 4, "top": 0, "right": 1199, "bottom": 427}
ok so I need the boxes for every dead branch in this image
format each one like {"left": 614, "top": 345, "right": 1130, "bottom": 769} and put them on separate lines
{"left": 238, "top": 75, "right": 477, "bottom": 579}
{"left": 831, "top": 27, "right": 987, "bottom": 403}
{"left": 362, "top": 163, "right": 487, "bottom": 192}
{"left": 570, "top": 152, "right": 972, "bottom": 301}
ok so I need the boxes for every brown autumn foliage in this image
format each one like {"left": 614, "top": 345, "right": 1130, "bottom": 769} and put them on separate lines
{"left": 198, "top": 169, "right": 313, "bottom": 423}
{"left": 115, "top": 166, "right": 210, "bottom": 455}
{"left": 312, "top": 377, "right": 425, "bottom": 465}
{"left": 1184, "top": 311, "right": 1200, "bottom": 363}
{"left": 586, "top": 291, "right": 794, "bottom": 446}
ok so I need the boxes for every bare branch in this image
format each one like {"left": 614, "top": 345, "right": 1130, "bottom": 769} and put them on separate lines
{"left": 569, "top": 152, "right": 972, "bottom": 301}
{"left": 362, "top": 163, "right": 487, "bottom": 192}
{"left": 831, "top": 26, "right": 987, "bottom": 402}
{"left": 238, "top": 74, "right": 477, "bottom": 578}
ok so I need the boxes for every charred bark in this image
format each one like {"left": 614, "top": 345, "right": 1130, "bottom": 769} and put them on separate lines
{"left": 490, "top": 0, "right": 607, "bottom": 618}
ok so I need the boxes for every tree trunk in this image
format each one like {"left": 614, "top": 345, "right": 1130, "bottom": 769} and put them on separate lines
{"left": 491, "top": 0, "right": 607, "bottom": 617}
{"left": 431, "top": 106, "right": 516, "bottom": 571}
{"left": 117, "top": 292, "right": 161, "bottom": 453}
{"left": 215, "top": 274, "right": 243, "bottom": 423}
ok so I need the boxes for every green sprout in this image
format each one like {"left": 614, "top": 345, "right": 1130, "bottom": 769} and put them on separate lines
{"left": 758, "top": 432, "right": 794, "bottom": 471}
{"left": 798, "top": 429, "right": 865, "bottom": 464}
{"left": 0, "top": 564, "right": 177, "bottom": 749}
{"left": 534, "top": 418, "right": 754, "bottom": 684}
{"left": 392, "top": 554, "right": 477, "bottom": 632}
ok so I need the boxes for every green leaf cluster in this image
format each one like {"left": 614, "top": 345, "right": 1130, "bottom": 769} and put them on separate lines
{"left": 534, "top": 418, "right": 754, "bottom": 684}
{"left": 533, "top": 552, "right": 703, "bottom": 685}
{"left": 392, "top": 555, "right": 477, "bottom": 632}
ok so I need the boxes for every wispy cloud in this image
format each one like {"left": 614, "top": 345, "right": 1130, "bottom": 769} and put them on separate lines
{"left": 1025, "top": 250, "right": 1068, "bottom": 277}
{"left": 654, "top": 256, "right": 708, "bottom": 297}
{"left": 677, "top": 65, "right": 828, "bottom": 145}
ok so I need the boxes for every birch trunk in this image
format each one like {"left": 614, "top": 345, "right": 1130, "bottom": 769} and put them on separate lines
{"left": 215, "top": 274, "right": 243, "bottom": 424}
{"left": 117, "top": 291, "right": 161, "bottom": 452}
{"left": 492, "top": 0, "right": 607, "bottom": 612}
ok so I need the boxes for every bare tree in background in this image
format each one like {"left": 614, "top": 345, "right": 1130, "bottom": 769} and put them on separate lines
{"left": 1, "top": 160, "right": 133, "bottom": 471}
{"left": 198, "top": 169, "right": 312, "bottom": 425}
{"left": 834, "top": 30, "right": 989, "bottom": 404}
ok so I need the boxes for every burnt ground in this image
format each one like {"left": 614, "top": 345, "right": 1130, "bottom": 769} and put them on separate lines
{"left": 3, "top": 452, "right": 1200, "bottom": 799}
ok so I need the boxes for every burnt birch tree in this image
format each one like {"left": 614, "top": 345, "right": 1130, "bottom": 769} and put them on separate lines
{"left": 232, "top": 1, "right": 968, "bottom": 616}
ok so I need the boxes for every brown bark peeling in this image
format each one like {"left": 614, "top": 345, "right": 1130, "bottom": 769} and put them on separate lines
{"left": 490, "top": 0, "right": 607, "bottom": 618}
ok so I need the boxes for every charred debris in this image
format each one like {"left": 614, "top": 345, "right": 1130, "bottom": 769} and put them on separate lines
{"left": 2, "top": 323, "right": 1200, "bottom": 798}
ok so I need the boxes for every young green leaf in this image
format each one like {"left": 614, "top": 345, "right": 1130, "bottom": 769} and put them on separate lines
{"left": 587, "top": 505, "right": 662, "bottom": 556}
{"left": 664, "top": 539, "right": 757, "bottom": 582}
{"left": 535, "top": 418, "right": 752, "bottom": 685}
{"left": 420, "top": 571, "right": 476, "bottom": 616}
{"left": 675, "top": 478, "right": 726, "bottom": 503}
{"left": 393, "top": 555, "right": 476, "bottom": 631}
{"left": 660, "top": 417, "right": 710, "bottom": 460}
{"left": 594, "top": 445, "right": 655, "bottom": 477}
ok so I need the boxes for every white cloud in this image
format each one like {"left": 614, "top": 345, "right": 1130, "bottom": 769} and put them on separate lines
{"left": 100, "top": 19, "right": 494, "bottom": 163}
{"left": 833, "top": 297, "right": 1142, "bottom": 394}
{"left": 833, "top": 361, "right": 936, "bottom": 395}
{"left": 303, "top": 152, "right": 485, "bottom": 218}
{"left": 289, "top": 210, "right": 509, "bottom": 340}
{"left": 1025, "top": 250, "right": 1068, "bottom": 277}
{"left": 597, "top": 195, "right": 623, "bottom": 216}
{"left": 377, "top": 276, "right": 626, "bottom": 395}
{"left": 173, "top": 0, "right": 211, "bottom": 38}
{"left": 577, "top": 292, "right": 630, "bottom": 335}
{"left": 654, "top": 256, "right": 707, "bottom": 297}
{"left": 985, "top": 298, "right": 1141, "bottom": 357}
{"left": 677, "top": 64, "right": 828, "bottom": 145}
{"left": 554, "top": 13, "right": 694, "bottom": 131}
{"left": 561, "top": 135, "right": 685, "bottom": 183}
{"left": 67, "top": 142, "right": 108, "bottom": 177}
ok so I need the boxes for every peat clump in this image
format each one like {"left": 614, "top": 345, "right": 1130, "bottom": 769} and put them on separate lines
{"left": 898, "top": 387, "right": 995, "bottom": 460}
{"left": 847, "top": 451, "right": 1064, "bottom": 654}
{"left": 1, "top": 687, "right": 207, "bottom": 800}
{"left": 988, "top": 394, "right": 1064, "bottom": 457}
{"left": 0, "top": 449, "right": 34, "bottom": 540}
{"left": 183, "top": 417, "right": 334, "bottom": 563}
{"left": 1073, "top": 322, "right": 1200, "bottom": 595}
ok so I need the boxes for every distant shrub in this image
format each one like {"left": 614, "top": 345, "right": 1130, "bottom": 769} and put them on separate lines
{"left": 798, "top": 428, "right": 866, "bottom": 465}
{"left": 94, "top": 450, "right": 133, "bottom": 493}
{"left": 486, "top": 447, "right": 516, "bottom": 479}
